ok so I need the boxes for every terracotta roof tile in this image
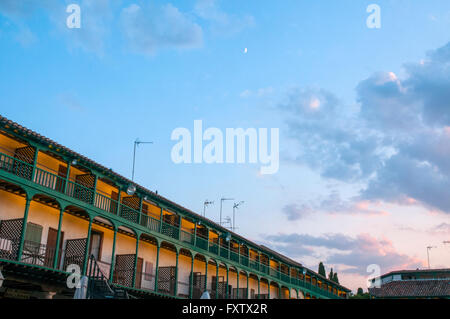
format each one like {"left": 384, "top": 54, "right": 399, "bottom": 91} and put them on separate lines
{"left": 369, "top": 280, "right": 450, "bottom": 298}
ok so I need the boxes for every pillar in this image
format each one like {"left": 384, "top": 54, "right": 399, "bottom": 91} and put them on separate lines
{"left": 132, "top": 235, "right": 140, "bottom": 288}
{"left": 174, "top": 250, "right": 179, "bottom": 296}
{"left": 109, "top": 227, "right": 117, "bottom": 283}
{"left": 154, "top": 244, "right": 160, "bottom": 291}
{"left": 53, "top": 206, "right": 64, "bottom": 269}
{"left": 17, "top": 197, "right": 32, "bottom": 262}
{"left": 82, "top": 217, "right": 93, "bottom": 276}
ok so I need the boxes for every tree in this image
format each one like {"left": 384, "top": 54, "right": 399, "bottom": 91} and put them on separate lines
{"left": 328, "top": 268, "right": 334, "bottom": 281}
{"left": 318, "top": 262, "right": 326, "bottom": 277}
{"left": 349, "top": 287, "right": 370, "bottom": 299}
{"left": 332, "top": 272, "right": 339, "bottom": 284}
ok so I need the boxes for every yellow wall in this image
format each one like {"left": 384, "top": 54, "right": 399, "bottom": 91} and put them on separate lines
{"left": 270, "top": 284, "right": 279, "bottom": 299}
{"left": 36, "top": 151, "right": 66, "bottom": 175}
{"left": 96, "top": 179, "right": 118, "bottom": 197}
{"left": 0, "top": 132, "right": 26, "bottom": 155}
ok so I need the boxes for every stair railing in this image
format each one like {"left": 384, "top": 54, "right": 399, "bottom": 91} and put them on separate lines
{"left": 87, "top": 254, "right": 116, "bottom": 298}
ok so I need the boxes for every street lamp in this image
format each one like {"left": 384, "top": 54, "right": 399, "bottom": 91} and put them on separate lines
{"left": 132, "top": 138, "right": 153, "bottom": 181}
{"left": 203, "top": 200, "right": 214, "bottom": 218}
{"left": 232, "top": 201, "right": 244, "bottom": 232}
{"left": 220, "top": 198, "right": 234, "bottom": 226}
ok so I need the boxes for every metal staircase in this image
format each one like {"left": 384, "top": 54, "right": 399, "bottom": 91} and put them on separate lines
{"left": 86, "top": 255, "right": 133, "bottom": 299}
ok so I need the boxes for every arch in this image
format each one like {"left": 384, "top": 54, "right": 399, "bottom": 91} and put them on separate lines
{"left": 0, "top": 178, "right": 29, "bottom": 199}
{"left": 290, "top": 288, "right": 298, "bottom": 299}
{"left": 117, "top": 225, "right": 137, "bottom": 237}
{"left": 64, "top": 204, "right": 91, "bottom": 220}
{"left": 297, "top": 290, "right": 305, "bottom": 299}
{"left": 194, "top": 252, "right": 207, "bottom": 261}
{"left": 31, "top": 193, "right": 62, "bottom": 210}
{"left": 140, "top": 232, "right": 159, "bottom": 246}
{"left": 93, "top": 215, "right": 116, "bottom": 231}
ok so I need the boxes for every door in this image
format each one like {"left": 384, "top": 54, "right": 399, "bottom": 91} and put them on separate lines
{"left": 45, "top": 227, "right": 64, "bottom": 268}
{"left": 135, "top": 257, "right": 144, "bottom": 289}
{"left": 89, "top": 230, "right": 103, "bottom": 261}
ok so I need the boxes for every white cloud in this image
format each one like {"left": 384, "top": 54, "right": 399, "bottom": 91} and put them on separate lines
{"left": 120, "top": 3, "right": 203, "bottom": 55}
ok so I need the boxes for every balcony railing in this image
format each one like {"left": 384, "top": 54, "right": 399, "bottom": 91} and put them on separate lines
{"left": 180, "top": 230, "right": 195, "bottom": 245}
{"left": 208, "top": 242, "right": 219, "bottom": 255}
{"left": 0, "top": 237, "right": 62, "bottom": 269}
{"left": 0, "top": 150, "right": 344, "bottom": 299}
{"left": 195, "top": 235, "right": 208, "bottom": 251}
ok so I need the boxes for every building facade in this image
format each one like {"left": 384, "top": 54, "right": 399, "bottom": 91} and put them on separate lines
{"left": 0, "top": 115, "right": 350, "bottom": 299}
{"left": 369, "top": 269, "right": 450, "bottom": 299}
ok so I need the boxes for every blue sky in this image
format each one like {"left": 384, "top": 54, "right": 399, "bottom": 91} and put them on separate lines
{"left": 1, "top": 0, "right": 450, "bottom": 291}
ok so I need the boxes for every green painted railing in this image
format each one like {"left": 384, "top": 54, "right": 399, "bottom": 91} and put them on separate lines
{"left": 195, "top": 236, "right": 208, "bottom": 251}
{"left": 208, "top": 242, "right": 219, "bottom": 255}
{"left": 230, "top": 251, "right": 239, "bottom": 263}
{"left": 281, "top": 273, "right": 290, "bottom": 283}
{"left": 0, "top": 150, "right": 345, "bottom": 299}
{"left": 180, "top": 230, "right": 194, "bottom": 245}
{"left": 161, "top": 222, "right": 180, "bottom": 240}
{"left": 220, "top": 246, "right": 229, "bottom": 259}
{"left": 140, "top": 214, "right": 160, "bottom": 233}
{"left": 249, "top": 259, "right": 259, "bottom": 271}
{"left": 240, "top": 255, "right": 249, "bottom": 267}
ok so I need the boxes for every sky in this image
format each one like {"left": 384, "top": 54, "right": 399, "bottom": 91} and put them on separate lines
{"left": 1, "top": 0, "right": 450, "bottom": 292}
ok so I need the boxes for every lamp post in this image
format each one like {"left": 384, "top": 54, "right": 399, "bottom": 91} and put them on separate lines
{"left": 203, "top": 200, "right": 214, "bottom": 218}
{"left": 232, "top": 201, "right": 244, "bottom": 232}
{"left": 132, "top": 138, "right": 153, "bottom": 181}
{"left": 220, "top": 198, "right": 234, "bottom": 226}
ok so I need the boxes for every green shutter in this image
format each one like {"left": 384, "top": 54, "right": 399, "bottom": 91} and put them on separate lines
{"left": 25, "top": 222, "right": 43, "bottom": 244}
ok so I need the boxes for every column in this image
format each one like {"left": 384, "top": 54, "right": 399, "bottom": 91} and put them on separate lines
{"left": 154, "top": 244, "right": 160, "bottom": 291}
{"left": 225, "top": 267, "right": 229, "bottom": 299}
{"left": 159, "top": 207, "right": 163, "bottom": 233}
{"left": 246, "top": 274, "right": 249, "bottom": 299}
{"left": 17, "top": 197, "right": 32, "bottom": 261}
{"left": 63, "top": 161, "right": 71, "bottom": 194}
{"left": 204, "top": 259, "right": 208, "bottom": 291}
{"left": 192, "top": 222, "right": 197, "bottom": 248}
{"left": 132, "top": 235, "right": 140, "bottom": 288}
{"left": 189, "top": 255, "right": 194, "bottom": 298}
{"left": 82, "top": 217, "right": 93, "bottom": 276}
{"left": 109, "top": 227, "right": 117, "bottom": 284}
{"left": 257, "top": 277, "right": 260, "bottom": 299}
{"left": 53, "top": 206, "right": 64, "bottom": 269}
{"left": 30, "top": 146, "right": 39, "bottom": 182}
{"left": 215, "top": 264, "right": 219, "bottom": 299}
{"left": 236, "top": 271, "right": 239, "bottom": 299}
{"left": 174, "top": 250, "right": 179, "bottom": 297}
